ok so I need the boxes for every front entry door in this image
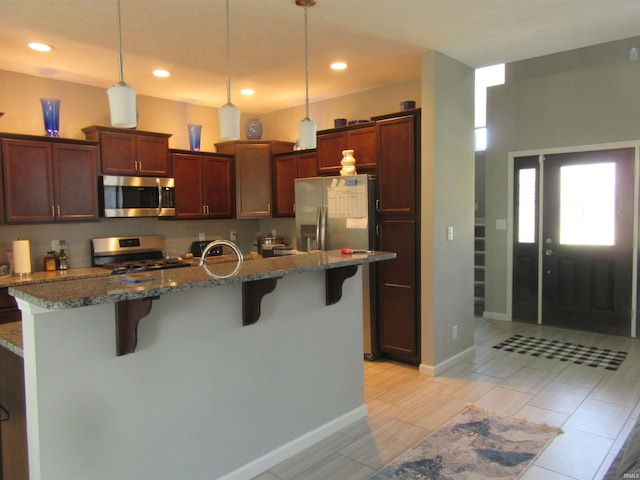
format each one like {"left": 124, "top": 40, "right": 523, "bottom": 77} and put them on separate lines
{"left": 513, "top": 148, "right": 635, "bottom": 335}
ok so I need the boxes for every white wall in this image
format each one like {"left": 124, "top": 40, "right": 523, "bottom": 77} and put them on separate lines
{"left": 19, "top": 270, "right": 366, "bottom": 479}
{"left": 484, "top": 36, "right": 640, "bottom": 319}
{"left": 420, "top": 51, "right": 475, "bottom": 373}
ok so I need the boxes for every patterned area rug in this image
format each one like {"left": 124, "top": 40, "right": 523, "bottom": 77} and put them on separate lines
{"left": 369, "top": 406, "right": 561, "bottom": 480}
{"left": 492, "top": 334, "right": 627, "bottom": 371}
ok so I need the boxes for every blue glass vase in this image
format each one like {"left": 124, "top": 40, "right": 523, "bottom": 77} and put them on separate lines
{"left": 40, "top": 98, "right": 60, "bottom": 137}
{"left": 245, "top": 117, "right": 263, "bottom": 140}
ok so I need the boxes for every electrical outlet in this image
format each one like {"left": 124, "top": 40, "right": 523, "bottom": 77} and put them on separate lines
{"left": 51, "top": 240, "right": 60, "bottom": 252}
{"left": 198, "top": 232, "right": 205, "bottom": 241}
{"left": 230, "top": 231, "right": 237, "bottom": 242}
{"left": 452, "top": 325, "right": 458, "bottom": 340}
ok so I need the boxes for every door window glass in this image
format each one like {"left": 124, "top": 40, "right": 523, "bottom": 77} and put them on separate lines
{"left": 559, "top": 162, "right": 615, "bottom": 246}
{"left": 517, "top": 168, "right": 536, "bottom": 243}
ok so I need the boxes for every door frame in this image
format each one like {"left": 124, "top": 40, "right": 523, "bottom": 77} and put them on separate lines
{"left": 506, "top": 141, "right": 640, "bottom": 336}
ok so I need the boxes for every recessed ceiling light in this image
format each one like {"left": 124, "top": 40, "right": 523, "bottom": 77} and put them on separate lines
{"left": 153, "top": 69, "right": 171, "bottom": 78}
{"left": 331, "top": 62, "right": 347, "bottom": 71}
{"left": 241, "top": 88, "right": 255, "bottom": 96}
{"left": 28, "top": 42, "right": 53, "bottom": 52}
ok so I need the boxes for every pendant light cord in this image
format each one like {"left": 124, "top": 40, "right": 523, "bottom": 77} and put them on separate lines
{"left": 225, "top": 0, "right": 232, "bottom": 105}
{"left": 116, "top": 0, "right": 125, "bottom": 84}
{"left": 303, "top": 3, "right": 310, "bottom": 120}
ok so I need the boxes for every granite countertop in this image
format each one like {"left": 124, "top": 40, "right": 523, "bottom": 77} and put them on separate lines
{"left": 0, "top": 321, "right": 23, "bottom": 356}
{"left": 1, "top": 251, "right": 395, "bottom": 356}
{"left": 0, "top": 253, "right": 259, "bottom": 356}
{"left": 10, "top": 250, "right": 395, "bottom": 310}
{"left": 0, "top": 267, "right": 111, "bottom": 288}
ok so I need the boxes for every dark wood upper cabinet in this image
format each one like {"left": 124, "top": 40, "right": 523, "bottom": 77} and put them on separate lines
{"left": 273, "top": 150, "right": 317, "bottom": 217}
{"left": 316, "top": 124, "right": 377, "bottom": 174}
{"left": 171, "top": 151, "right": 234, "bottom": 219}
{"left": 83, "top": 125, "right": 171, "bottom": 176}
{"left": 215, "top": 141, "right": 294, "bottom": 218}
{"left": 375, "top": 114, "right": 417, "bottom": 216}
{"left": 1, "top": 137, "right": 99, "bottom": 223}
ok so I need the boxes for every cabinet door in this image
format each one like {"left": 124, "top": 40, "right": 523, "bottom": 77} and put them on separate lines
{"left": 348, "top": 126, "right": 377, "bottom": 171}
{"left": 52, "top": 144, "right": 99, "bottom": 221}
{"left": 99, "top": 131, "right": 137, "bottom": 174}
{"left": 377, "top": 115, "right": 416, "bottom": 215}
{"left": 273, "top": 156, "right": 298, "bottom": 217}
{"left": 316, "top": 131, "right": 346, "bottom": 174}
{"left": 136, "top": 136, "right": 170, "bottom": 176}
{"left": 235, "top": 144, "right": 272, "bottom": 218}
{"left": 0, "top": 347, "right": 29, "bottom": 479}
{"left": 203, "top": 156, "right": 234, "bottom": 218}
{"left": 2, "top": 139, "right": 54, "bottom": 223}
{"left": 377, "top": 219, "right": 419, "bottom": 363}
{"left": 172, "top": 153, "right": 205, "bottom": 218}
{"left": 0, "top": 288, "right": 20, "bottom": 325}
{"left": 297, "top": 151, "right": 318, "bottom": 178}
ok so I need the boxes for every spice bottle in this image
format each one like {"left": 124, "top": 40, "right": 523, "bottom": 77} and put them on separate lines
{"left": 58, "top": 240, "right": 68, "bottom": 270}
{"left": 44, "top": 251, "right": 58, "bottom": 271}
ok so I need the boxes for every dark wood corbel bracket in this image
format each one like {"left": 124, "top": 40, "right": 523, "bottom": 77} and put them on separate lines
{"left": 114, "top": 265, "right": 360, "bottom": 354}
{"left": 115, "top": 296, "right": 160, "bottom": 356}
{"left": 326, "top": 265, "right": 358, "bottom": 305}
{"left": 243, "top": 278, "right": 279, "bottom": 325}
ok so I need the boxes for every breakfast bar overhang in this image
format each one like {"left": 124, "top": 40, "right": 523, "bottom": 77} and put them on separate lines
{"left": 9, "top": 250, "right": 394, "bottom": 480}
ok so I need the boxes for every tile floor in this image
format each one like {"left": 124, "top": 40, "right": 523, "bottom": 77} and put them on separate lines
{"left": 252, "top": 318, "right": 640, "bottom": 480}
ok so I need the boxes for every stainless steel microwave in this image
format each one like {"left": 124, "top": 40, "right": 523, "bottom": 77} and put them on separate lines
{"left": 101, "top": 175, "right": 175, "bottom": 217}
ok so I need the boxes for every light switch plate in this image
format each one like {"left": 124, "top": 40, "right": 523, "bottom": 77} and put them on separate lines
{"left": 447, "top": 226, "right": 454, "bottom": 241}
{"left": 496, "top": 219, "right": 507, "bottom": 230}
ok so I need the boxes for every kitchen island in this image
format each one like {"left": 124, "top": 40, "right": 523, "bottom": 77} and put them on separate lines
{"left": 8, "top": 250, "right": 394, "bottom": 480}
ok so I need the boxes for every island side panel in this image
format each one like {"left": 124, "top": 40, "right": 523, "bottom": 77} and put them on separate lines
{"left": 18, "top": 269, "right": 366, "bottom": 480}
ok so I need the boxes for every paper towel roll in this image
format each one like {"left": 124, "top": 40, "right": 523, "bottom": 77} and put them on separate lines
{"left": 12, "top": 239, "right": 31, "bottom": 276}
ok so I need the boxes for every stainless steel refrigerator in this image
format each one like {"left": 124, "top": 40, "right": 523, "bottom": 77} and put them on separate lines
{"left": 294, "top": 174, "right": 379, "bottom": 359}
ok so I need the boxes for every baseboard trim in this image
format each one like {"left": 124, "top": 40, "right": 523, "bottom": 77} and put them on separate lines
{"left": 419, "top": 346, "right": 476, "bottom": 377}
{"left": 483, "top": 311, "right": 509, "bottom": 321}
{"left": 219, "top": 404, "right": 369, "bottom": 480}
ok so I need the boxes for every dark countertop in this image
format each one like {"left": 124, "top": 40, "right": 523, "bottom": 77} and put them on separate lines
{"left": 9, "top": 250, "right": 395, "bottom": 310}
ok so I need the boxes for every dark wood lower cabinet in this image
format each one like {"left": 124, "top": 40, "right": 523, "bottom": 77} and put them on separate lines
{"left": 377, "top": 219, "right": 419, "bottom": 364}
{"left": 0, "top": 344, "right": 28, "bottom": 479}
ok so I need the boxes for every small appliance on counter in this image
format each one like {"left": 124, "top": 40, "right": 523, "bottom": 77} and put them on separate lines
{"left": 189, "top": 241, "right": 224, "bottom": 258}
{"left": 256, "top": 233, "right": 285, "bottom": 255}
{"left": 91, "top": 235, "right": 191, "bottom": 275}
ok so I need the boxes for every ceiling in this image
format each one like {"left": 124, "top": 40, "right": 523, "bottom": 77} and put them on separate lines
{"left": 1, "top": 0, "right": 640, "bottom": 115}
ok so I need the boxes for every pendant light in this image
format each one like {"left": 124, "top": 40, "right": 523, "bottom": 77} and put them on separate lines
{"left": 107, "top": 0, "right": 137, "bottom": 128}
{"left": 218, "top": 0, "right": 240, "bottom": 140}
{"left": 297, "top": 0, "right": 317, "bottom": 150}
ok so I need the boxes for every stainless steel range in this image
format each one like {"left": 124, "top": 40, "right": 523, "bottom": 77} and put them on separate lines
{"left": 91, "top": 235, "right": 191, "bottom": 275}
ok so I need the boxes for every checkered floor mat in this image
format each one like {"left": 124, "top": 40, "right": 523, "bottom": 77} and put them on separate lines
{"left": 492, "top": 334, "right": 627, "bottom": 371}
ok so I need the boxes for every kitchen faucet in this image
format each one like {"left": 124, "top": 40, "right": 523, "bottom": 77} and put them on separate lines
{"left": 199, "top": 240, "right": 243, "bottom": 278}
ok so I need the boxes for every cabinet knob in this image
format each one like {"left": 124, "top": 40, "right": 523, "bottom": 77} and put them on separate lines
{"left": 50, "top": 205, "right": 55, "bottom": 218}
